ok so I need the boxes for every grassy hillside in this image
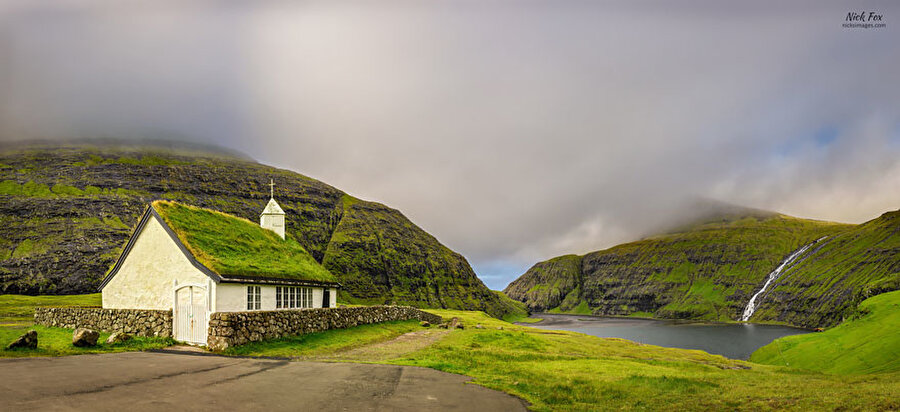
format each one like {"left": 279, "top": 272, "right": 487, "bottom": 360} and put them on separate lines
{"left": 751, "top": 290, "right": 900, "bottom": 375}
{"left": 752, "top": 211, "right": 900, "bottom": 326}
{"left": 0, "top": 143, "right": 514, "bottom": 318}
{"left": 506, "top": 214, "right": 852, "bottom": 325}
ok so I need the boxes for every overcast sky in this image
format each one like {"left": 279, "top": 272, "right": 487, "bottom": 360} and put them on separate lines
{"left": 2, "top": 0, "right": 899, "bottom": 289}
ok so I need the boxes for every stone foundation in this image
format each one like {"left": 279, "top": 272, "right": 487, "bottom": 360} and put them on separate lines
{"left": 207, "top": 305, "right": 442, "bottom": 351}
{"left": 34, "top": 307, "right": 172, "bottom": 338}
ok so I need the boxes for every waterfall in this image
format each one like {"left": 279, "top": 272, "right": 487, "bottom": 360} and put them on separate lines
{"left": 740, "top": 237, "right": 827, "bottom": 322}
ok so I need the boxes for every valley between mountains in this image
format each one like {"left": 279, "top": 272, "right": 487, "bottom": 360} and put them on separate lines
{"left": 504, "top": 207, "right": 900, "bottom": 328}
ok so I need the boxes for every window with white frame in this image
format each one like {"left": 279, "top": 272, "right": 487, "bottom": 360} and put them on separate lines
{"left": 247, "top": 286, "right": 261, "bottom": 310}
{"left": 275, "top": 286, "right": 313, "bottom": 309}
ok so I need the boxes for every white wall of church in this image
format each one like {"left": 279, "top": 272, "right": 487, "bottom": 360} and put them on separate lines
{"left": 215, "top": 284, "right": 338, "bottom": 312}
{"left": 216, "top": 283, "right": 252, "bottom": 312}
{"left": 102, "top": 217, "right": 210, "bottom": 310}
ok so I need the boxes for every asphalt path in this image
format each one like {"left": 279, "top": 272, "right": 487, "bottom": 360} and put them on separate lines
{"left": 0, "top": 351, "right": 527, "bottom": 411}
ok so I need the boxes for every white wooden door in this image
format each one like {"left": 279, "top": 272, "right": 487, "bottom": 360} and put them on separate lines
{"left": 174, "top": 284, "right": 208, "bottom": 345}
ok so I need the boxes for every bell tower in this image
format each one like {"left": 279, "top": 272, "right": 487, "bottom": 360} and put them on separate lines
{"left": 260, "top": 179, "right": 285, "bottom": 239}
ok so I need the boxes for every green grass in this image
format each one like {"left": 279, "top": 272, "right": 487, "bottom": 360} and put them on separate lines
{"left": 492, "top": 290, "right": 531, "bottom": 323}
{"left": 751, "top": 290, "right": 900, "bottom": 375}
{"left": 386, "top": 309, "right": 899, "bottom": 411}
{"left": 3, "top": 293, "right": 894, "bottom": 410}
{"left": 549, "top": 299, "right": 592, "bottom": 315}
{"left": 152, "top": 201, "right": 336, "bottom": 282}
{"left": 222, "top": 319, "right": 423, "bottom": 358}
{"left": 0, "top": 293, "right": 101, "bottom": 326}
{"left": 0, "top": 294, "right": 171, "bottom": 357}
{"left": 0, "top": 180, "right": 147, "bottom": 198}
{"left": 1, "top": 325, "right": 173, "bottom": 358}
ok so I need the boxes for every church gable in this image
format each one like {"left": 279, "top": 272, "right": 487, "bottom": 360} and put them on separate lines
{"left": 100, "top": 200, "right": 338, "bottom": 291}
{"left": 100, "top": 208, "right": 210, "bottom": 310}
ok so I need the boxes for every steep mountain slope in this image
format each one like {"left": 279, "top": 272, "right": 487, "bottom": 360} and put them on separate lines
{"left": 505, "top": 211, "right": 900, "bottom": 328}
{"left": 753, "top": 210, "right": 900, "bottom": 326}
{"left": 0, "top": 142, "right": 513, "bottom": 318}
{"left": 751, "top": 290, "right": 900, "bottom": 375}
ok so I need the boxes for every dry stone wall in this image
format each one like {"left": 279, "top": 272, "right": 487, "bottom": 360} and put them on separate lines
{"left": 207, "top": 305, "right": 443, "bottom": 351}
{"left": 34, "top": 307, "right": 172, "bottom": 337}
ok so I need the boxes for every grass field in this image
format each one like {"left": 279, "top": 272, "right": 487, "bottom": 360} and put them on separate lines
{"left": 3, "top": 293, "right": 898, "bottom": 410}
{"left": 215, "top": 306, "right": 899, "bottom": 410}
{"left": 751, "top": 290, "right": 900, "bottom": 375}
{"left": 0, "top": 293, "right": 172, "bottom": 357}
{"left": 222, "top": 319, "right": 424, "bottom": 358}
{"left": 390, "top": 310, "right": 899, "bottom": 411}
{"left": 0, "top": 293, "right": 101, "bottom": 326}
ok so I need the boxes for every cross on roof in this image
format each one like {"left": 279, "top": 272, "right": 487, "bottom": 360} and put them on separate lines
{"left": 269, "top": 179, "right": 275, "bottom": 199}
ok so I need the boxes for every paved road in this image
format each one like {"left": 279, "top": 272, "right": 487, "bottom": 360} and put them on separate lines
{"left": 0, "top": 351, "right": 527, "bottom": 411}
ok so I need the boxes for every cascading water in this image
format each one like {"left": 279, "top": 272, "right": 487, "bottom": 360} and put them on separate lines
{"left": 740, "top": 237, "right": 827, "bottom": 322}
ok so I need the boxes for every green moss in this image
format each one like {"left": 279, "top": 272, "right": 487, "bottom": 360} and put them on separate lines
{"left": 0, "top": 180, "right": 53, "bottom": 196}
{"left": 50, "top": 183, "right": 84, "bottom": 196}
{"left": 102, "top": 216, "right": 129, "bottom": 230}
{"left": 11, "top": 239, "right": 51, "bottom": 259}
{"left": 151, "top": 201, "right": 336, "bottom": 282}
{"left": 628, "top": 311, "right": 655, "bottom": 318}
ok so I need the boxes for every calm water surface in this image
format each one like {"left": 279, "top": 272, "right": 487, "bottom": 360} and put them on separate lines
{"left": 523, "top": 313, "right": 811, "bottom": 359}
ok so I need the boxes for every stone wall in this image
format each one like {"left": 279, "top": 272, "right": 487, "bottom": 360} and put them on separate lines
{"left": 34, "top": 307, "right": 172, "bottom": 338}
{"left": 207, "top": 305, "right": 443, "bottom": 351}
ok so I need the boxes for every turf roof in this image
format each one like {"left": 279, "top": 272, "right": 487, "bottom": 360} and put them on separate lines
{"left": 151, "top": 200, "right": 337, "bottom": 283}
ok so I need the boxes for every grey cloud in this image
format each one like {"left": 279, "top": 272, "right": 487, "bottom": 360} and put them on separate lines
{"left": 2, "top": 0, "right": 898, "bottom": 290}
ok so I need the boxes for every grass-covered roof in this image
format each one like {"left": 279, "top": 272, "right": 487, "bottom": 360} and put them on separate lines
{"left": 151, "top": 200, "right": 337, "bottom": 284}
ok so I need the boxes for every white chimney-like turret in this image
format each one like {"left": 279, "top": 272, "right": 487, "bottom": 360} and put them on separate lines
{"left": 260, "top": 179, "right": 285, "bottom": 239}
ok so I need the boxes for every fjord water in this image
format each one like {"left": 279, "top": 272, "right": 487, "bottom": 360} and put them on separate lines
{"left": 525, "top": 314, "right": 810, "bottom": 359}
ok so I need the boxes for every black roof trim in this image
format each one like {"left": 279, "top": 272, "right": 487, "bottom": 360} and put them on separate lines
{"left": 97, "top": 204, "right": 223, "bottom": 291}
{"left": 218, "top": 275, "right": 341, "bottom": 288}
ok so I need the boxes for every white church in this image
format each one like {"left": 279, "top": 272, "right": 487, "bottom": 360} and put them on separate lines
{"left": 99, "top": 181, "right": 340, "bottom": 345}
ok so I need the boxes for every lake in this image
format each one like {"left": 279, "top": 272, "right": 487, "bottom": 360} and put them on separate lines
{"left": 522, "top": 313, "right": 811, "bottom": 360}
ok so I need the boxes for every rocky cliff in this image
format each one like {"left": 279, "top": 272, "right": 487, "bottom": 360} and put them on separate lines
{"left": 505, "top": 212, "right": 900, "bottom": 328}
{"left": 0, "top": 142, "right": 520, "bottom": 318}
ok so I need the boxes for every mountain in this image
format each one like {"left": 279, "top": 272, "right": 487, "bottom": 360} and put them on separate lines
{"left": 504, "top": 209, "right": 900, "bottom": 328}
{"left": 751, "top": 289, "right": 900, "bottom": 375}
{"left": 0, "top": 142, "right": 522, "bottom": 318}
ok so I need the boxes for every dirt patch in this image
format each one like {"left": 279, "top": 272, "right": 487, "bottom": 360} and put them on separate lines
{"left": 304, "top": 329, "right": 451, "bottom": 362}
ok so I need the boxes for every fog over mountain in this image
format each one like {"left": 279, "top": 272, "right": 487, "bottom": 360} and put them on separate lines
{"left": 2, "top": 0, "right": 899, "bottom": 289}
